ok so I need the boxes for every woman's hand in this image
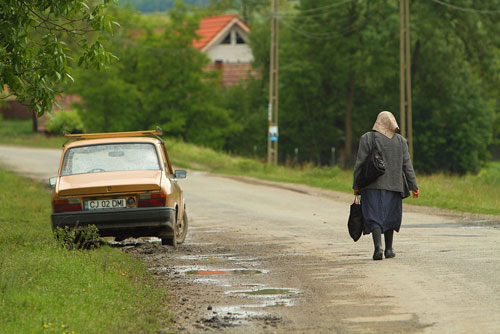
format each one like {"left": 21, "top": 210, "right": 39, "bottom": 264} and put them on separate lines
{"left": 354, "top": 189, "right": 360, "bottom": 195}
{"left": 412, "top": 189, "right": 419, "bottom": 198}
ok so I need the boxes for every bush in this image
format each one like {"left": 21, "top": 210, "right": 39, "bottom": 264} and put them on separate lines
{"left": 46, "top": 110, "right": 84, "bottom": 135}
{"left": 54, "top": 225, "right": 102, "bottom": 250}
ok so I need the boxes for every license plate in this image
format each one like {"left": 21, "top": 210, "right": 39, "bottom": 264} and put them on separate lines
{"left": 84, "top": 198, "right": 126, "bottom": 210}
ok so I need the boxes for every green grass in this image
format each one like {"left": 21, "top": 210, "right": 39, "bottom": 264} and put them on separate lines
{"left": 0, "top": 119, "right": 65, "bottom": 148}
{"left": 1, "top": 119, "right": 498, "bottom": 215}
{"left": 165, "top": 139, "right": 500, "bottom": 216}
{"left": 0, "top": 169, "right": 171, "bottom": 334}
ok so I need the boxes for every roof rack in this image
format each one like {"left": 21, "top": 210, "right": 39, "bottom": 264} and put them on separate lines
{"left": 63, "top": 127, "right": 163, "bottom": 146}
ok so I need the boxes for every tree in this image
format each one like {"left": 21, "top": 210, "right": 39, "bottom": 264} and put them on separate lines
{"left": 218, "top": 78, "right": 267, "bottom": 156}
{"left": 72, "top": 4, "right": 239, "bottom": 149}
{"left": 0, "top": 0, "right": 117, "bottom": 116}
{"left": 72, "top": 64, "right": 141, "bottom": 133}
{"left": 247, "top": 0, "right": 496, "bottom": 173}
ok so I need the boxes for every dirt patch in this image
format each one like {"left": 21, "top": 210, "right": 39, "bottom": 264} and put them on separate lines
{"left": 120, "top": 233, "right": 295, "bottom": 333}
{"left": 118, "top": 224, "right": 429, "bottom": 334}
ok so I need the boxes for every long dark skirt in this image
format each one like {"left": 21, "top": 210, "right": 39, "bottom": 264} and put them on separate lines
{"left": 361, "top": 189, "right": 402, "bottom": 234}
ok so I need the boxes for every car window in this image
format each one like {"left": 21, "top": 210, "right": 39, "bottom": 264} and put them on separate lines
{"left": 61, "top": 143, "right": 161, "bottom": 176}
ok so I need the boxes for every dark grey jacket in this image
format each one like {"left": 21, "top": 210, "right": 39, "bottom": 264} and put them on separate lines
{"left": 353, "top": 131, "right": 418, "bottom": 194}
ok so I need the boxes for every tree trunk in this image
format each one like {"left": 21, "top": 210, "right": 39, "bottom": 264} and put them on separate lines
{"left": 344, "top": 71, "right": 355, "bottom": 166}
{"left": 32, "top": 109, "right": 38, "bottom": 132}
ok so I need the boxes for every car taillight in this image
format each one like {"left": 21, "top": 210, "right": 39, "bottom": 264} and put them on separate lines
{"left": 138, "top": 192, "right": 166, "bottom": 207}
{"left": 53, "top": 198, "right": 82, "bottom": 213}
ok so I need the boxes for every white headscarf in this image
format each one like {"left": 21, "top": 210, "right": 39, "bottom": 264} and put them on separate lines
{"left": 372, "top": 111, "right": 399, "bottom": 139}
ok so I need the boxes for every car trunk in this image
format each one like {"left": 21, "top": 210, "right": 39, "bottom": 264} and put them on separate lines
{"left": 57, "top": 170, "right": 162, "bottom": 196}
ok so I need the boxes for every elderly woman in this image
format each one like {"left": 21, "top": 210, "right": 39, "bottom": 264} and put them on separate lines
{"left": 353, "top": 111, "right": 419, "bottom": 260}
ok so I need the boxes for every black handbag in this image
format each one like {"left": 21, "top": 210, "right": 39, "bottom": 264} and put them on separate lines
{"left": 348, "top": 195, "right": 363, "bottom": 242}
{"left": 356, "top": 131, "right": 386, "bottom": 189}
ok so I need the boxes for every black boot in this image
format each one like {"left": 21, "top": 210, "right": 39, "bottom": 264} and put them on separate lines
{"left": 384, "top": 230, "right": 396, "bottom": 258}
{"left": 372, "top": 226, "right": 383, "bottom": 260}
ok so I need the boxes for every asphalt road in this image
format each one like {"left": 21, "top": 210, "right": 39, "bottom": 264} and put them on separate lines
{"left": 1, "top": 144, "right": 500, "bottom": 334}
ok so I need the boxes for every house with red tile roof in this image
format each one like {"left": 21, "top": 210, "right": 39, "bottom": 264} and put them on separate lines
{"left": 194, "top": 14, "right": 258, "bottom": 86}
{"left": 194, "top": 14, "right": 253, "bottom": 63}
{"left": 130, "top": 14, "right": 257, "bottom": 86}
{"left": 36, "top": 14, "right": 257, "bottom": 132}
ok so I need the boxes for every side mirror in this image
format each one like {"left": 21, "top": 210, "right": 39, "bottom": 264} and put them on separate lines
{"left": 49, "top": 177, "right": 57, "bottom": 188}
{"left": 174, "top": 170, "right": 187, "bottom": 179}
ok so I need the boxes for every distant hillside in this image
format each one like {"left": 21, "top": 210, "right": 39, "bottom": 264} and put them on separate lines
{"left": 122, "top": 0, "right": 210, "bottom": 12}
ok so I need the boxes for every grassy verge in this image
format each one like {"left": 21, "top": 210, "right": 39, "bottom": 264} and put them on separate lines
{"left": 0, "top": 168, "right": 171, "bottom": 334}
{"left": 165, "top": 139, "right": 500, "bottom": 216}
{"left": 0, "top": 119, "right": 65, "bottom": 148}
{"left": 1, "top": 119, "right": 498, "bottom": 215}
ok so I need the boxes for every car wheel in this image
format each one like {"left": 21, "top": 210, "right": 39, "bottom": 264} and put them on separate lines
{"left": 176, "top": 210, "right": 188, "bottom": 244}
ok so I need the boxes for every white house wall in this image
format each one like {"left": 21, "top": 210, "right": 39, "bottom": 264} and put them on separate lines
{"left": 206, "top": 44, "right": 253, "bottom": 63}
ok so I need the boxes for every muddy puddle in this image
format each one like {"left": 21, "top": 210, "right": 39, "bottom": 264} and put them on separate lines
{"left": 186, "top": 269, "right": 263, "bottom": 275}
{"left": 170, "top": 247, "right": 301, "bottom": 330}
{"left": 242, "top": 288, "right": 296, "bottom": 296}
{"left": 178, "top": 253, "right": 259, "bottom": 265}
{"left": 225, "top": 287, "right": 300, "bottom": 308}
{"left": 122, "top": 227, "right": 307, "bottom": 332}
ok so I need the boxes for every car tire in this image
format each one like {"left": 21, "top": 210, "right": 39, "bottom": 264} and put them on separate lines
{"left": 176, "top": 210, "right": 188, "bottom": 244}
{"left": 161, "top": 231, "right": 177, "bottom": 247}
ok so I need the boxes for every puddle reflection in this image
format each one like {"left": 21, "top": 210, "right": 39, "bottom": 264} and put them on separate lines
{"left": 186, "top": 269, "right": 263, "bottom": 275}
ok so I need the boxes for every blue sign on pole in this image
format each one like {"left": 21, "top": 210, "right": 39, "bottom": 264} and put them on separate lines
{"left": 269, "top": 126, "right": 278, "bottom": 142}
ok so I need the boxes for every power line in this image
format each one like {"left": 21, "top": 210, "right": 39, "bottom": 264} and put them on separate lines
{"left": 431, "top": 0, "right": 500, "bottom": 14}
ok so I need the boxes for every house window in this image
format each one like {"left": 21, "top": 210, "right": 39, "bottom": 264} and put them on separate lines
{"left": 235, "top": 32, "right": 245, "bottom": 44}
{"left": 221, "top": 33, "right": 231, "bottom": 44}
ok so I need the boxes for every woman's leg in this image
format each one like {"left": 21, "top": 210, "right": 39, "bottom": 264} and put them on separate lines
{"left": 372, "top": 225, "right": 383, "bottom": 260}
{"left": 384, "top": 230, "right": 396, "bottom": 258}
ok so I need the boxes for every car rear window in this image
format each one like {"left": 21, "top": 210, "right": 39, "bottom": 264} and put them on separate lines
{"left": 61, "top": 143, "right": 161, "bottom": 176}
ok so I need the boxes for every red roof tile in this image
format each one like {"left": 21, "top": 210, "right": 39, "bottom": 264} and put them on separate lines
{"left": 194, "top": 14, "right": 242, "bottom": 50}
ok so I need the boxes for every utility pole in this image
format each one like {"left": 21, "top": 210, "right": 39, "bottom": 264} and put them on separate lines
{"left": 267, "top": 0, "right": 279, "bottom": 165}
{"left": 399, "top": 0, "right": 413, "bottom": 159}
{"left": 399, "top": 0, "right": 406, "bottom": 138}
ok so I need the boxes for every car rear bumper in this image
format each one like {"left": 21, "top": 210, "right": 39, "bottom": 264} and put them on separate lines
{"left": 51, "top": 207, "right": 176, "bottom": 236}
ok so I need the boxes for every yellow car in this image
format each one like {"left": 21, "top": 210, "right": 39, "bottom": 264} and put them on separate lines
{"left": 49, "top": 129, "right": 188, "bottom": 246}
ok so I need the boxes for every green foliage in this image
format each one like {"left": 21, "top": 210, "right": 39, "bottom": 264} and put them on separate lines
{"left": 123, "top": 0, "right": 210, "bottom": 13}
{"left": 246, "top": 0, "right": 498, "bottom": 173}
{"left": 0, "top": 0, "right": 118, "bottom": 116}
{"left": 201, "top": 0, "right": 270, "bottom": 22}
{"left": 54, "top": 225, "right": 102, "bottom": 250}
{"left": 72, "top": 3, "right": 240, "bottom": 149}
{"left": 73, "top": 65, "right": 140, "bottom": 133}
{"left": 46, "top": 110, "right": 85, "bottom": 135}
{"left": 217, "top": 78, "right": 267, "bottom": 156}
{"left": 67, "top": 1, "right": 500, "bottom": 173}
